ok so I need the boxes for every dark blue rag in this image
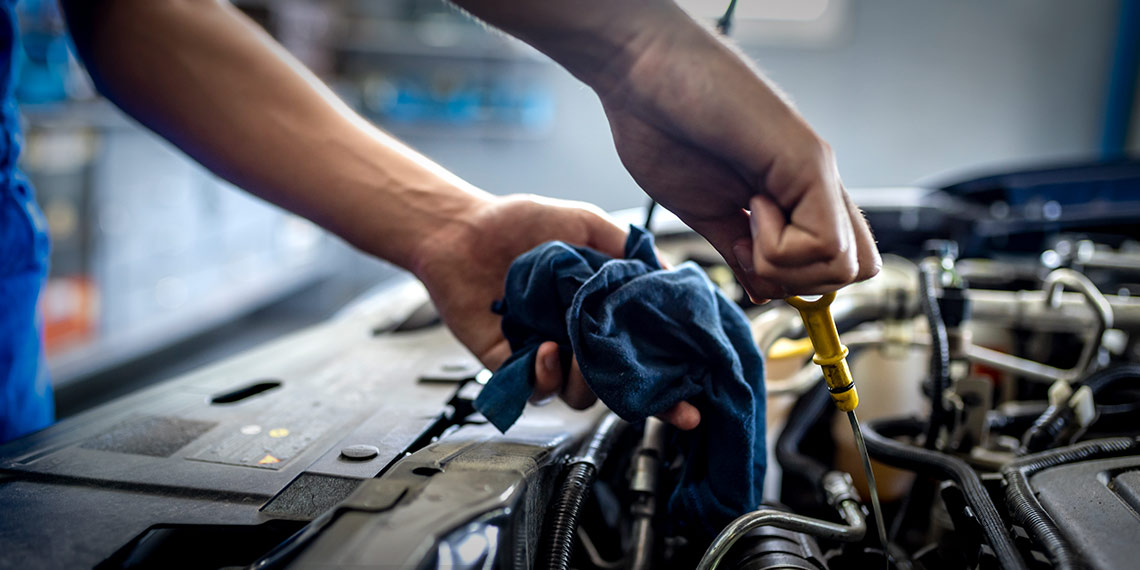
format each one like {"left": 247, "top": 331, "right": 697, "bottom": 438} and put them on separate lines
{"left": 474, "top": 226, "right": 766, "bottom": 537}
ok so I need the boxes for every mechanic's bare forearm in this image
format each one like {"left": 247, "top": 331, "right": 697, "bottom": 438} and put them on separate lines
{"left": 61, "top": 0, "right": 489, "bottom": 271}
{"left": 451, "top": 0, "right": 808, "bottom": 177}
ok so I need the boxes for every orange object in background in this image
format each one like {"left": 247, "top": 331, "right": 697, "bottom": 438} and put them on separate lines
{"left": 40, "top": 276, "right": 99, "bottom": 356}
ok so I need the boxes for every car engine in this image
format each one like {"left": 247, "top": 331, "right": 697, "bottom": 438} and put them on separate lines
{"left": 2, "top": 161, "right": 1139, "bottom": 569}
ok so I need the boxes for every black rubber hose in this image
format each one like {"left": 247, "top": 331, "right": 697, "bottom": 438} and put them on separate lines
{"left": 538, "top": 414, "right": 624, "bottom": 570}
{"left": 1090, "top": 387, "right": 1140, "bottom": 432}
{"left": 918, "top": 262, "right": 951, "bottom": 450}
{"left": 1021, "top": 364, "right": 1140, "bottom": 453}
{"left": 862, "top": 417, "right": 1027, "bottom": 570}
{"left": 1081, "top": 363, "right": 1140, "bottom": 393}
{"left": 987, "top": 402, "right": 1050, "bottom": 438}
{"left": 776, "top": 380, "right": 832, "bottom": 489}
{"left": 1001, "top": 436, "right": 1140, "bottom": 570}
{"left": 540, "top": 462, "right": 596, "bottom": 570}
{"left": 1019, "top": 404, "right": 1075, "bottom": 454}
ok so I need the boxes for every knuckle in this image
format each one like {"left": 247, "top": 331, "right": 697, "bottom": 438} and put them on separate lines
{"left": 764, "top": 237, "right": 838, "bottom": 267}
{"left": 579, "top": 202, "right": 609, "bottom": 220}
{"left": 818, "top": 139, "right": 837, "bottom": 163}
{"left": 857, "top": 257, "right": 882, "bottom": 281}
{"left": 762, "top": 242, "right": 797, "bottom": 264}
{"left": 831, "top": 254, "right": 860, "bottom": 285}
{"left": 749, "top": 262, "right": 782, "bottom": 282}
{"left": 792, "top": 136, "right": 836, "bottom": 172}
{"left": 576, "top": 210, "right": 606, "bottom": 233}
{"left": 805, "top": 238, "right": 839, "bottom": 261}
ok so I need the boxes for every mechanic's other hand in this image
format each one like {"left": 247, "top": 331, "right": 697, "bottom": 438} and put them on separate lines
{"left": 530, "top": 340, "right": 701, "bottom": 430}
{"left": 598, "top": 14, "right": 880, "bottom": 301}
{"left": 412, "top": 194, "right": 699, "bottom": 430}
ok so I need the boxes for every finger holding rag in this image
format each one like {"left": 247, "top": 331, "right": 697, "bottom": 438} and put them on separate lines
{"left": 413, "top": 194, "right": 698, "bottom": 429}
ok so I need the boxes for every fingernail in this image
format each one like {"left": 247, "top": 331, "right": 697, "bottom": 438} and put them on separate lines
{"left": 530, "top": 393, "right": 557, "bottom": 406}
{"left": 733, "top": 243, "right": 754, "bottom": 273}
{"left": 748, "top": 198, "right": 762, "bottom": 236}
{"left": 543, "top": 352, "right": 559, "bottom": 373}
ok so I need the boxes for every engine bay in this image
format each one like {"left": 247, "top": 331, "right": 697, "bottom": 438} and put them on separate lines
{"left": 2, "top": 161, "right": 1140, "bottom": 569}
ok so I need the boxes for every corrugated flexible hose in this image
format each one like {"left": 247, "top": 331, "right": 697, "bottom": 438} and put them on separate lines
{"left": 538, "top": 413, "right": 624, "bottom": 570}
{"left": 862, "top": 417, "right": 1027, "bottom": 570}
{"left": 1002, "top": 436, "right": 1140, "bottom": 570}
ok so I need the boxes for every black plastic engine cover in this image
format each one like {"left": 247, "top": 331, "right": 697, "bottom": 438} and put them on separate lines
{"left": 1031, "top": 455, "right": 1140, "bottom": 570}
{"left": 0, "top": 281, "right": 475, "bottom": 569}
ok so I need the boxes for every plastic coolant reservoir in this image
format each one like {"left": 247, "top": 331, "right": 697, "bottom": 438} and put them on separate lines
{"left": 763, "top": 324, "right": 928, "bottom": 502}
{"left": 831, "top": 339, "right": 928, "bottom": 502}
{"left": 764, "top": 353, "right": 807, "bottom": 500}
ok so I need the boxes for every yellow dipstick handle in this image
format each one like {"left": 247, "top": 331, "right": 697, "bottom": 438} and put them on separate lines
{"left": 786, "top": 293, "right": 859, "bottom": 412}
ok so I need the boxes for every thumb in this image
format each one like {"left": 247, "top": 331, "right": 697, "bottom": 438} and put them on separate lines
{"left": 681, "top": 209, "right": 775, "bottom": 302}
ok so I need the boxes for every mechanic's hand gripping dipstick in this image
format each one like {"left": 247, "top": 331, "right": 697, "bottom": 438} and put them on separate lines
{"left": 786, "top": 293, "right": 890, "bottom": 559}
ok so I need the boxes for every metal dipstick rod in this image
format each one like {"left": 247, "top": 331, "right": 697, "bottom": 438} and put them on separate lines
{"left": 786, "top": 292, "right": 889, "bottom": 558}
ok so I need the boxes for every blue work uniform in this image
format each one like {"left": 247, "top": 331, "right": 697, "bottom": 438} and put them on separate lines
{"left": 0, "top": 0, "right": 54, "bottom": 443}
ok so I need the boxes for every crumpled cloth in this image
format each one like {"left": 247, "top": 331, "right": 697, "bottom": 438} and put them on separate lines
{"left": 474, "top": 225, "right": 766, "bottom": 537}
